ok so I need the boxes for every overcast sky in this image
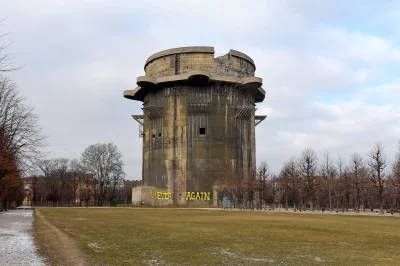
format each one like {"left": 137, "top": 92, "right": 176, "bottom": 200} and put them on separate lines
{"left": 3, "top": 1, "right": 400, "bottom": 180}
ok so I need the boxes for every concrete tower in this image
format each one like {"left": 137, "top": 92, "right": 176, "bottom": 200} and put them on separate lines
{"left": 124, "top": 46, "right": 266, "bottom": 206}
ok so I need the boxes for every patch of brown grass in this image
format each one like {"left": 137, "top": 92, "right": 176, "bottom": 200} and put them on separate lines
{"left": 36, "top": 208, "right": 400, "bottom": 266}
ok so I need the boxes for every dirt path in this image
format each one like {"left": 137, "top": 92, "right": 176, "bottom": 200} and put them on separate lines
{"left": 34, "top": 209, "right": 89, "bottom": 266}
{"left": 0, "top": 210, "right": 46, "bottom": 265}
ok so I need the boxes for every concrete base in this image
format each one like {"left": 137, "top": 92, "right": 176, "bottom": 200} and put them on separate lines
{"left": 132, "top": 186, "right": 173, "bottom": 206}
{"left": 132, "top": 186, "right": 217, "bottom": 207}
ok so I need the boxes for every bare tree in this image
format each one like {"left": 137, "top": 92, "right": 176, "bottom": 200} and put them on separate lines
{"left": 392, "top": 141, "right": 400, "bottom": 189}
{"left": 279, "top": 158, "right": 300, "bottom": 211}
{"left": 335, "top": 156, "right": 344, "bottom": 212}
{"left": 30, "top": 176, "right": 40, "bottom": 206}
{"left": 0, "top": 154, "right": 24, "bottom": 210}
{"left": 368, "top": 142, "right": 387, "bottom": 214}
{"left": 256, "top": 161, "right": 269, "bottom": 209}
{"left": 349, "top": 153, "right": 364, "bottom": 213}
{"left": 81, "top": 143, "right": 125, "bottom": 206}
{"left": 234, "top": 183, "right": 245, "bottom": 209}
{"left": 0, "top": 20, "right": 19, "bottom": 73}
{"left": 343, "top": 167, "right": 353, "bottom": 212}
{"left": 0, "top": 26, "right": 43, "bottom": 211}
{"left": 0, "top": 77, "right": 45, "bottom": 176}
{"left": 109, "top": 172, "right": 124, "bottom": 202}
{"left": 53, "top": 158, "right": 69, "bottom": 206}
{"left": 213, "top": 181, "right": 225, "bottom": 206}
{"left": 389, "top": 141, "right": 400, "bottom": 211}
{"left": 215, "top": 169, "right": 236, "bottom": 208}
{"left": 269, "top": 173, "right": 279, "bottom": 209}
{"left": 320, "top": 151, "right": 336, "bottom": 212}
{"left": 244, "top": 170, "right": 256, "bottom": 210}
{"left": 298, "top": 149, "right": 318, "bottom": 211}
{"left": 69, "top": 159, "right": 84, "bottom": 206}
{"left": 80, "top": 175, "right": 93, "bottom": 207}
{"left": 37, "top": 159, "right": 59, "bottom": 207}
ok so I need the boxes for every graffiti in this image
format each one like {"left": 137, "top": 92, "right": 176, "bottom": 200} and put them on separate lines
{"left": 153, "top": 191, "right": 211, "bottom": 201}
{"left": 185, "top": 192, "right": 211, "bottom": 201}
{"left": 153, "top": 192, "right": 171, "bottom": 200}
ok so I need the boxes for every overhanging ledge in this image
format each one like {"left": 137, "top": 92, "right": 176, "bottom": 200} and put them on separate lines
{"left": 255, "top": 115, "right": 267, "bottom": 126}
{"left": 123, "top": 87, "right": 144, "bottom": 101}
{"left": 125, "top": 74, "right": 265, "bottom": 102}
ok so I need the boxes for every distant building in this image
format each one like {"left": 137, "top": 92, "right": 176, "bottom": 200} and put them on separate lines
{"left": 124, "top": 180, "right": 141, "bottom": 187}
{"left": 22, "top": 177, "right": 33, "bottom": 206}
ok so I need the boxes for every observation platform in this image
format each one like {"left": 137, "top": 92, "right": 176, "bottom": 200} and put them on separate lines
{"left": 123, "top": 46, "right": 265, "bottom": 103}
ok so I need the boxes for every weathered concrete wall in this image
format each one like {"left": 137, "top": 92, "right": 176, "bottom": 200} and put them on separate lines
{"left": 142, "top": 84, "right": 256, "bottom": 205}
{"left": 214, "top": 53, "right": 255, "bottom": 77}
{"left": 146, "top": 53, "right": 215, "bottom": 78}
{"left": 126, "top": 47, "right": 264, "bottom": 206}
{"left": 132, "top": 186, "right": 173, "bottom": 206}
{"left": 145, "top": 47, "right": 255, "bottom": 78}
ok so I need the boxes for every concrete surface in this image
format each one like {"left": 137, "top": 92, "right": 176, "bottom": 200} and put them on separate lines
{"left": 0, "top": 210, "right": 46, "bottom": 266}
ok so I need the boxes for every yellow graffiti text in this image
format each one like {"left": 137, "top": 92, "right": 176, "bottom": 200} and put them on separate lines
{"left": 185, "top": 192, "right": 211, "bottom": 201}
{"left": 153, "top": 192, "right": 171, "bottom": 200}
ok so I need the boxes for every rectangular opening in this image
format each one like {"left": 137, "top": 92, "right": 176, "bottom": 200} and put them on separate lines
{"left": 158, "top": 133, "right": 161, "bottom": 137}
{"left": 199, "top": 128, "right": 206, "bottom": 135}
{"left": 152, "top": 134, "right": 155, "bottom": 138}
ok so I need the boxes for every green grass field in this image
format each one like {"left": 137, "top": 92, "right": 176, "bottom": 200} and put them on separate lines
{"left": 36, "top": 208, "right": 400, "bottom": 265}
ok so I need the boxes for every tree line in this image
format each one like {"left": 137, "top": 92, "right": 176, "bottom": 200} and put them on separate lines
{"left": 30, "top": 143, "right": 134, "bottom": 207}
{"left": 216, "top": 142, "right": 400, "bottom": 214}
{"left": 0, "top": 28, "right": 46, "bottom": 211}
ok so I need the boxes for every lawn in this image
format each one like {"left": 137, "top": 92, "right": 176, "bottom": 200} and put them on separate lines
{"left": 35, "top": 208, "right": 400, "bottom": 266}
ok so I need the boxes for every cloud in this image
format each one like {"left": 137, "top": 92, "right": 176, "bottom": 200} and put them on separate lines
{"left": 355, "top": 81, "right": 400, "bottom": 104}
{"left": 390, "top": 126, "right": 400, "bottom": 138}
{"left": 279, "top": 132, "right": 342, "bottom": 151}
{"left": 315, "top": 101, "right": 398, "bottom": 134}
